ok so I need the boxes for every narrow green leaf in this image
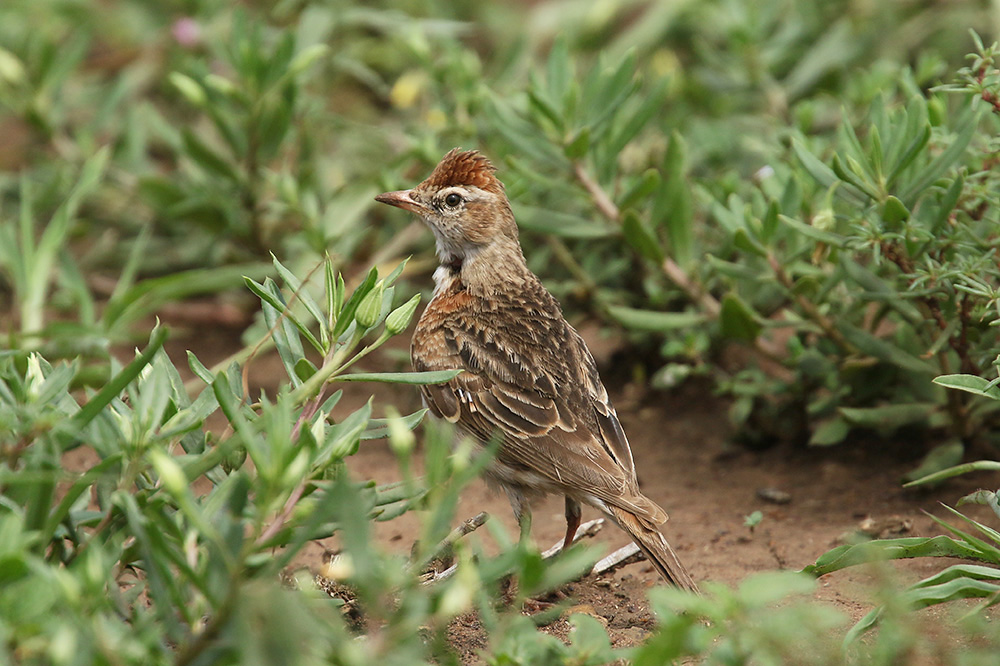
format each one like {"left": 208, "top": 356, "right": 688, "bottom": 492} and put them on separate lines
{"left": 831, "top": 154, "right": 879, "bottom": 200}
{"left": 886, "top": 123, "right": 931, "bottom": 188}
{"left": 294, "top": 358, "right": 317, "bottom": 382}
{"left": 791, "top": 139, "right": 838, "bottom": 189}
{"left": 169, "top": 72, "right": 207, "bottom": 107}
{"left": 656, "top": 131, "right": 693, "bottom": 266}
{"left": 325, "top": 256, "right": 337, "bottom": 332}
{"left": 103, "top": 263, "right": 268, "bottom": 330}
{"left": 760, "top": 200, "right": 779, "bottom": 243}
{"left": 336, "top": 370, "right": 461, "bottom": 385}
{"left": 564, "top": 126, "right": 590, "bottom": 159}
{"left": 719, "top": 293, "right": 762, "bottom": 342}
{"left": 881, "top": 196, "right": 910, "bottom": 226}
{"left": 779, "top": 215, "right": 847, "bottom": 247}
{"left": 809, "top": 416, "right": 851, "bottom": 446}
{"left": 70, "top": 326, "right": 168, "bottom": 430}
{"left": 608, "top": 305, "right": 705, "bottom": 332}
{"left": 904, "top": 460, "right": 1000, "bottom": 488}
{"left": 838, "top": 403, "right": 935, "bottom": 429}
{"left": 517, "top": 205, "right": 614, "bottom": 239}
{"left": 840, "top": 257, "right": 923, "bottom": 323}
{"left": 869, "top": 124, "right": 883, "bottom": 179}
{"left": 527, "top": 86, "right": 564, "bottom": 132}
{"left": 902, "top": 441, "right": 965, "bottom": 483}
{"left": 925, "top": 172, "right": 965, "bottom": 236}
{"left": 803, "top": 535, "right": 985, "bottom": 576}
{"left": 246, "top": 276, "right": 323, "bottom": 355}
{"left": 733, "top": 228, "right": 768, "bottom": 257}
{"left": 621, "top": 210, "right": 665, "bottom": 263}
{"left": 933, "top": 374, "right": 1000, "bottom": 400}
{"left": 900, "top": 110, "right": 977, "bottom": 203}
{"left": 272, "top": 255, "right": 326, "bottom": 338}
{"left": 546, "top": 36, "right": 572, "bottom": 103}
{"left": 619, "top": 169, "right": 661, "bottom": 211}
{"left": 187, "top": 351, "right": 215, "bottom": 385}
{"left": 836, "top": 323, "right": 937, "bottom": 375}
{"left": 361, "top": 409, "right": 428, "bottom": 440}
{"left": 181, "top": 129, "right": 240, "bottom": 183}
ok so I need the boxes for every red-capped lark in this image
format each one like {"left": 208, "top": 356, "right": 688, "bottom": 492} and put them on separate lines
{"left": 375, "top": 149, "right": 698, "bottom": 591}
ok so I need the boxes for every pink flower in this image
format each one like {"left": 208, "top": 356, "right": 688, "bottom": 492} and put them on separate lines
{"left": 171, "top": 18, "right": 202, "bottom": 48}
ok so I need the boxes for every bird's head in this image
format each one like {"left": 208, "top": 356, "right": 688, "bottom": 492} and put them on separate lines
{"left": 375, "top": 149, "right": 520, "bottom": 267}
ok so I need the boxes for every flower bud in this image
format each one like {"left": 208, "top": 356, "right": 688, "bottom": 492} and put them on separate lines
{"left": 385, "top": 406, "right": 416, "bottom": 458}
{"left": 321, "top": 553, "right": 355, "bottom": 581}
{"left": 354, "top": 282, "right": 385, "bottom": 329}
{"left": 204, "top": 74, "right": 238, "bottom": 98}
{"left": 150, "top": 448, "right": 188, "bottom": 498}
{"left": 0, "top": 47, "right": 26, "bottom": 85}
{"left": 385, "top": 294, "right": 421, "bottom": 334}
{"left": 288, "top": 44, "right": 330, "bottom": 78}
{"left": 169, "top": 72, "right": 206, "bottom": 107}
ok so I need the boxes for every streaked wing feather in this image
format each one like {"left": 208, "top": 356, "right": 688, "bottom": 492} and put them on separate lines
{"left": 441, "top": 320, "right": 654, "bottom": 515}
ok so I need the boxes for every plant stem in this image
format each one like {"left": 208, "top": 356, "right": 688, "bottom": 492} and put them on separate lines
{"left": 766, "top": 253, "right": 853, "bottom": 354}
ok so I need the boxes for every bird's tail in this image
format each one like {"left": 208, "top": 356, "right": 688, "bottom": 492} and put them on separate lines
{"left": 608, "top": 505, "right": 699, "bottom": 593}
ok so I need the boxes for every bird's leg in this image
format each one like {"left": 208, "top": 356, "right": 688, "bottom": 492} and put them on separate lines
{"left": 562, "top": 497, "right": 582, "bottom": 551}
{"left": 506, "top": 487, "right": 533, "bottom": 547}
{"left": 515, "top": 504, "right": 533, "bottom": 546}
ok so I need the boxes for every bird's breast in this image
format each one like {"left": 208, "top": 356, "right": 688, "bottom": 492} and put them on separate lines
{"left": 411, "top": 273, "right": 473, "bottom": 370}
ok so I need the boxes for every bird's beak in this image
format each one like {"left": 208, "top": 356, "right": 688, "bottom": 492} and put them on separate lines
{"left": 374, "top": 189, "right": 427, "bottom": 215}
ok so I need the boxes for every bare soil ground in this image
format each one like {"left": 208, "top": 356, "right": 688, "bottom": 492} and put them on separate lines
{"left": 161, "top": 319, "right": 999, "bottom": 663}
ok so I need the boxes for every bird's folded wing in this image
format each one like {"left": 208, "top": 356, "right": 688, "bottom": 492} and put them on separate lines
{"left": 419, "top": 321, "right": 663, "bottom": 523}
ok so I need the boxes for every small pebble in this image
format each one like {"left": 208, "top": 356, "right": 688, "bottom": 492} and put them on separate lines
{"left": 756, "top": 487, "right": 792, "bottom": 504}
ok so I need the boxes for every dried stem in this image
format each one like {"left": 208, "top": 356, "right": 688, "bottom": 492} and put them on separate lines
{"left": 572, "top": 160, "right": 723, "bottom": 312}
{"left": 766, "top": 253, "right": 852, "bottom": 354}
{"left": 573, "top": 162, "right": 619, "bottom": 221}
{"left": 879, "top": 240, "right": 976, "bottom": 439}
{"left": 591, "top": 542, "right": 642, "bottom": 575}
{"left": 416, "top": 512, "right": 490, "bottom": 571}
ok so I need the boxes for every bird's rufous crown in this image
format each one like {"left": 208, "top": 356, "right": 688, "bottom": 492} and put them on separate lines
{"left": 421, "top": 148, "right": 504, "bottom": 195}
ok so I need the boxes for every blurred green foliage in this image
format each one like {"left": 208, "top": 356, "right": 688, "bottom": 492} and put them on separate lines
{"left": 2, "top": 0, "right": 1000, "bottom": 662}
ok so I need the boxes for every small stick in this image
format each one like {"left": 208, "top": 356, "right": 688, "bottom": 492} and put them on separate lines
{"left": 439, "top": 511, "right": 490, "bottom": 553}
{"left": 591, "top": 542, "right": 642, "bottom": 575}
{"left": 421, "top": 561, "right": 459, "bottom": 584}
{"left": 417, "top": 512, "right": 489, "bottom": 584}
{"left": 418, "top": 511, "right": 490, "bottom": 567}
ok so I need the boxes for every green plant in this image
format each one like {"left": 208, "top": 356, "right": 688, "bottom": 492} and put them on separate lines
{"left": 465, "top": 30, "right": 1000, "bottom": 463}
{"left": 635, "top": 572, "right": 846, "bottom": 665}
{"left": 800, "top": 362, "right": 1000, "bottom": 645}
{"left": 0, "top": 149, "right": 270, "bottom": 361}
{"left": 803, "top": 478, "right": 1000, "bottom": 646}
{"left": 0, "top": 246, "right": 616, "bottom": 664}
{"left": 709, "top": 68, "right": 997, "bottom": 454}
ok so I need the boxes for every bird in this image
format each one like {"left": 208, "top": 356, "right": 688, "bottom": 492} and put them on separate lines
{"left": 374, "top": 148, "right": 698, "bottom": 592}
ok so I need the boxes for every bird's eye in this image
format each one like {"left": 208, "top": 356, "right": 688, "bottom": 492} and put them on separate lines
{"left": 444, "top": 193, "right": 462, "bottom": 207}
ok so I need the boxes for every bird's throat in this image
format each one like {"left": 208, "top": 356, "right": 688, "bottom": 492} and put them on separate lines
{"left": 442, "top": 254, "right": 463, "bottom": 274}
